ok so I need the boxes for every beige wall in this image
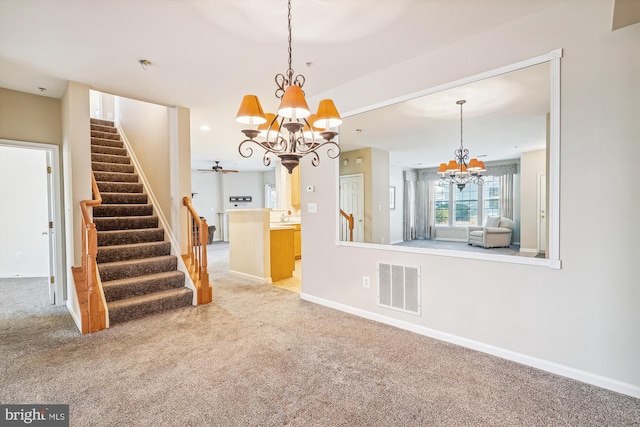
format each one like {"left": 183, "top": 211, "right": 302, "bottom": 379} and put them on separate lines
{"left": 115, "top": 97, "right": 172, "bottom": 224}
{"left": 303, "top": 0, "right": 640, "bottom": 395}
{"left": 339, "top": 147, "right": 390, "bottom": 244}
{"left": 520, "top": 149, "right": 546, "bottom": 251}
{"left": 0, "top": 88, "right": 62, "bottom": 144}
{"left": 61, "top": 81, "right": 91, "bottom": 328}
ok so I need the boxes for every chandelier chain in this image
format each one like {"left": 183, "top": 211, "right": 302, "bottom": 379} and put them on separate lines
{"left": 287, "top": 0, "right": 293, "bottom": 83}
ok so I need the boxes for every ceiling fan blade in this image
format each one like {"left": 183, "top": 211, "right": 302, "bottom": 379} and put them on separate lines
{"left": 196, "top": 169, "right": 216, "bottom": 172}
{"left": 222, "top": 169, "right": 239, "bottom": 173}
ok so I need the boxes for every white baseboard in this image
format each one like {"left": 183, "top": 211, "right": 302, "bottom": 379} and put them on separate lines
{"left": 228, "top": 270, "right": 271, "bottom": 284}
{"left": 300, "top": 293, "right": 640, "bottom": 399}
{"left": 66, "top": 300, "right": 82, "bottom": 333}
{"left": 519, "top": 247, "right": 539, "bottom": 254}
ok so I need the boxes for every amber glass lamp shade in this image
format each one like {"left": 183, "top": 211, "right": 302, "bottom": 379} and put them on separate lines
{"left": 314, "top": 99, "right": 342, "bottom": 129}
{"left": 258, "top": 113, "right": 280, "bottom": 138}
{"left": 445, "top": 160, "right": 460, "bottom": 173}
{"left": 468, "top": 158, "right": 486, "bottom": 172}
{"left": 236, "top": 95, "right": 267, "bottom": 125}
{"left": 277, "top": 86, "right": 311, "bottom": 119}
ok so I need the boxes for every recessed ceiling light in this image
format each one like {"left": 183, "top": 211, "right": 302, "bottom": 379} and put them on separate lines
{"left": 200, "top": 125, "right": 210, "bottom": 131}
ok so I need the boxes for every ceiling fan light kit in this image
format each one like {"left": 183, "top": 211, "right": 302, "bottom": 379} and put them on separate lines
{"left": 197, "top": 161, "right": 238, "bottom": 174}
{"left": 234, "top": 0, "right": 342, "bottom": 174}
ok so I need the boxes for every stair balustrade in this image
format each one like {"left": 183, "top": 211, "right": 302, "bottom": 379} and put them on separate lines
{"left": 71, "top": 172, "right": 108, "bottom": 334}
{"left": 182, "top": 197, "right": 212, "bottom": 304}
{"left": 339, "top": 209, "right": 355, "bottom": 242}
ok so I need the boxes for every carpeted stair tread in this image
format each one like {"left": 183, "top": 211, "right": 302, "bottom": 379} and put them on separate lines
{"left": 107, "top": 287, "right": 193, "bottom": 325}
{"left": 95, "top": 215, "right": 158, "bottom": 231}
{"left": 102, "top": 270, "right": 186, "bottom": 302}
{"left": 93, "top": 171, "right": 139, "bottom": 183}
{"left": 98, "top": 255, "right": 178, "bottom": 282}
{"left": 90, "top": 118, "right": 114, "bottom": 127}
{"left": 97, "top": 241, "right": 171, "bottom": 263}
{"left": 91, "top": 124, "right": 117, "bottom": 134}
{"left": 91, "top": 153, "right": 131, "bottom": 165}
{"left": 97, "top": 181, "right": 144, "bottom": 194}
{"left": 98, "top": 228, "right": 164, "bottom": 246}
{"left": 91, "top": 144, "right": 128, "bottom": 157}
{"left": 91, "top": 162, "right": 135, "bottom": 174}
{"left": 94, "top": 204, "right": 153, "bottom": 217}
{"left": 100, "top": 192, "right": 148, "bottom": 204}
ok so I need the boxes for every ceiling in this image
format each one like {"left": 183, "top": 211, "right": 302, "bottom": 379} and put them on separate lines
{"left": 0, "top": 0, "right": 565, "bottom": 172}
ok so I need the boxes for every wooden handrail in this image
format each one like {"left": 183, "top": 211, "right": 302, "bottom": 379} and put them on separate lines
{"left": 339, "top": 209, "right": 355, "bottom": 242}
{"left": 71, "top": 172, "right": 107, "bottom": 334}
{"left": 182, "top": 197, "right": 212, "bottom": 305}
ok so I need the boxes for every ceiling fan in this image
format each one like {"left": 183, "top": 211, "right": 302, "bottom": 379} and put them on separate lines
{"left": 197, "top": 161, "right": 238, "bottom": 174}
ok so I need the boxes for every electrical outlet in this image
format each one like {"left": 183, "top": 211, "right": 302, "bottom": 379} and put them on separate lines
{"left": 362, "top": 276, "right": 370, "bottom": 288}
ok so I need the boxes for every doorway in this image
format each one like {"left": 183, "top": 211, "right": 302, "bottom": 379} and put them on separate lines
{"left": 0, "top": 141, "right": 64, "bottom": 305}
{"left": 339, "top": 173, "right": 364, "bottom": 242}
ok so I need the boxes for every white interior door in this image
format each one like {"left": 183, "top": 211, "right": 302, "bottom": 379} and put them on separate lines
{"left": 537, "top": 173, "right": 547, "bottom": 254}
{"left": 339, "top": 174, "right": 364, "bottom": 242}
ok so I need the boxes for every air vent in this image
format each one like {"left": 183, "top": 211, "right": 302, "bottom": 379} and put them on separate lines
{"left": 378, "top": 263, "right": 421, "bottom": 315}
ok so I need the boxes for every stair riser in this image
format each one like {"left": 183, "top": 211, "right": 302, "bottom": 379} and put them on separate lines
{"left": 95, "top": 216, "right": 159, "bottom": 231}
{"left": 92, "top": 162, "right": 135, "bottom": 174}
{"left": 93, "top": 172, "right": 139, "bottom": 183}
{"left": 98, "top": 229, "right": 164, "bottom": 246}
{"left": 108, "top": 290, "right": 192, "bottom": 325}
{"left": 100, "top": 193, "right": 148, "bottom": 204}
{"left": 91, "top": 145, "right": 128, "bottom": 157}
{"left": 94, "top": 204, "right": 153, "bottom": 217}
{"left": 97, "top": 182, "right": 144, "bottom": 194}
{"left": 91, "top": 153, "right": 131, "bottom": 165}
{"left": 97, "top": 242, "right": 171, "bottom": 263}
{"left": 98, "top": 257, "right": 178, "bottom": 282}
{"left": 91, "top": 138, "right": 123, "bottom": 148}
{"left": 103, "top": 272, "right": 185, "bottom": 302}
{"left": 91, "top": 130, "right": 120, "bottom": 140}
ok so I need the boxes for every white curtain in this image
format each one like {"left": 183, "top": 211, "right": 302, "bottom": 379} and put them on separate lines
{"left": 403, "top": 171, "right": 417, "bottom": 240}
{"left": 499, "top": 173, "right": 514, "bottom": 219}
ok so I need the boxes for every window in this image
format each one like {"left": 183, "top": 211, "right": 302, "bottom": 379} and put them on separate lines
{"left": 434, "top": 184, "right": 449, "bottom": 226}
{"left": 483, "top": 176, "right": 500, "bottom": 218}
{"left": 436, "top": 178, "right": 498, "bottom": 227}
{"left": 454, "top": 182, "right": 478, "bottom": 226}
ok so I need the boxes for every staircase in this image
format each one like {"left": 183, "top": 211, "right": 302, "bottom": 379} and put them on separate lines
{"left": 90, "top": 118, "right": 192, "bottom": 325}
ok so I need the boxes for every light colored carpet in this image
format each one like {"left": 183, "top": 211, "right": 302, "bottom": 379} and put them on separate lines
{"left": 1, "top": 273, "right": 638, "bottom": 426}
{"left": 395, "top": 239, "right": 521, "bottom": 256}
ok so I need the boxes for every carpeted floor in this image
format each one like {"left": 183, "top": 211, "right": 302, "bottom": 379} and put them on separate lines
{"left": 394, "top": 239, "right": 522, "bottom": 256}
{"left": 1, "top": 273, "right": 638, "bottom": 426}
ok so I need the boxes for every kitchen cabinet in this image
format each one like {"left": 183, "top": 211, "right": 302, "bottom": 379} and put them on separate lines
{"left": 270, "top": 226, "right": 295, "bottom": 282}
{"left": 293, "top": 223, "right": 301, "bottom": 260}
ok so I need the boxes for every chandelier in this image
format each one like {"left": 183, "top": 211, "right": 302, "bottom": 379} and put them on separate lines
{"left": 437, "top": 100, "right": 486, "bottom": 191}
{"left": 234, "top": 0, "right": 342, "bottom": 174}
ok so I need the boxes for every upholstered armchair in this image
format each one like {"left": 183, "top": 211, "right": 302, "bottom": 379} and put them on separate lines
{"left": 467, "top": 216, "right": 514, "bottom": 248}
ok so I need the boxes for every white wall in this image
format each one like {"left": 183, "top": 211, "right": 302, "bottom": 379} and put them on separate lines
{"left": 222, "top": 171, "right": 266, "bottom": 210}
{"left": 302, "top": 0, "right": 640, "bottom": 396}
{"left": 191, "top": 170, "right": 223, "bottom": 241}
{"left": 0, "top": 146, "right": 49, "bottom": 277}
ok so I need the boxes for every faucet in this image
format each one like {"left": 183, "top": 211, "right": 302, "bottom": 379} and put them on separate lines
{"left": 281, "top": 212, "right": 289, "bottom": 222}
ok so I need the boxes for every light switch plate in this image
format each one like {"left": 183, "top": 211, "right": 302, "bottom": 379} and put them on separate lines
{"left": 307, "top": 203, "right": 317, "bottom": 213}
